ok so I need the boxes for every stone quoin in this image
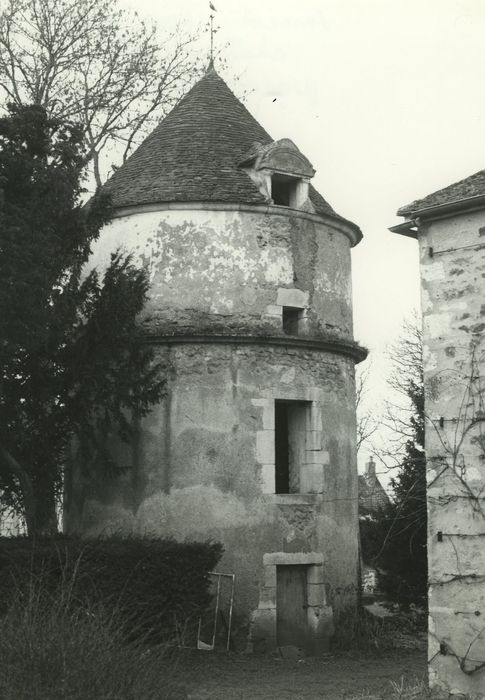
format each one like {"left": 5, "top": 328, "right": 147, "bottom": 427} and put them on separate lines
{"left": 66, "top": 65, "right": 367, "bottom": 653}
{"left": 392, "top": 170, "right": 485, "bottom": 697}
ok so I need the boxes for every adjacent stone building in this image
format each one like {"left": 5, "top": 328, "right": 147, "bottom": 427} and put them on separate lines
{"left": 393, "top": 171, "right": 485, "bottom": 696}
{"left": 67, "top": 66, "right": 366, "bottom": 653}
{"left": 358, "top": 457, "right": 390, "bottom": 515}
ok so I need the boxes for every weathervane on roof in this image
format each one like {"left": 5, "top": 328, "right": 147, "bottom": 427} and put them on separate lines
{"left": 209, "top": 2, "right": 217, "bottom": 67}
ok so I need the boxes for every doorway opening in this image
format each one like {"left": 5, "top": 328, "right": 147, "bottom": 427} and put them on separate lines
{"left": 276, "top": 564, "right": 308, "bottom": 649}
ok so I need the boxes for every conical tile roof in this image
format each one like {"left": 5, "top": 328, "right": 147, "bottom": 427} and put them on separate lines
{"left": 103, "top": 66, "right": 356, "bottom": 229}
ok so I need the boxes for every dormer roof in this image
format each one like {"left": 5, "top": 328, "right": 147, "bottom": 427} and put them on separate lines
{"left": 239, "top": 138, "right": 315, "bottom": 179}
{"left": 103, "top": 67, "right": 359, "bottom": 234}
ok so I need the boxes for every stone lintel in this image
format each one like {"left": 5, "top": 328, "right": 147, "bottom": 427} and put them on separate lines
{"left": 264, "top": 552, "right": 324, "bottom": 567}
{"left": 276, "top": 288, "right": 309, "bottom": 309}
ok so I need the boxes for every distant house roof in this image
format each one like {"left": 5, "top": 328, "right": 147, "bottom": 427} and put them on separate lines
{"left": 358, "top": 474, "right": 390, "bottom": 515}
{"left": 102, "top": 65, "right": 361, "bottom": 237}
{"left": 397, "top": 168, "right": 485, "bottom": 217}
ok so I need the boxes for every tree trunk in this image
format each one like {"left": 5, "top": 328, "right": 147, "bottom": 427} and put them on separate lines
{"left": 0, "top": 446, "right": 59, "bottom": 537}
{"left": 31, "top": 472, "right": 59, "bottom": 537}
{"left": 0, "top": 445, "right": 36, "bottom": 536}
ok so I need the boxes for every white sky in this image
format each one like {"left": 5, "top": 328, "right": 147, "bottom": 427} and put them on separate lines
{"left": 123, "top": 0, "right": 485, "bottom": 484}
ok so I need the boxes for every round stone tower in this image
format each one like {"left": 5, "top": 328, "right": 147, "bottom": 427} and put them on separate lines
{"left": 68, "top": 66, "right": 367, "bottom": 653}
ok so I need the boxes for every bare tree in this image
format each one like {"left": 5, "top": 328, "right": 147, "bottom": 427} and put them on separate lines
{"left": 356, "top": 362, "right": 378, "bottom": 452}
{"left": 0, "top": 0, "right": 201, "bottom": 186}
{"left": 363, "top": 313, "right": 427, "bottom": 603}
{"left": 377, "top": 312, "right": 424, "bottom": 469}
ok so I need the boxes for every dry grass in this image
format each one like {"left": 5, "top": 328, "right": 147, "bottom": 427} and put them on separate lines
{"left": 346, "top": 676, "right": 475, "bottom": 700}
{"left": 0, "top": 571, "right": 185, "bottom": 700}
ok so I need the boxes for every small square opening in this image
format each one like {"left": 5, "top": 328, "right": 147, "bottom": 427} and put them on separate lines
{"left": 271, "top": 174, "right": 299, "bottom": 207}
{"left": 282, "top": 306, "right": 302, "bottom": 335}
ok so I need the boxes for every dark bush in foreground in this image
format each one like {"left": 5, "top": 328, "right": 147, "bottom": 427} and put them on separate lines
{"left": 0, "top": 536, "right": 223, "bottom": 643}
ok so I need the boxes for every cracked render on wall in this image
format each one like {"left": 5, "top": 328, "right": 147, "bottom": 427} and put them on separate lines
{"left": 417, "top": 210, "right": 485, "bottom": 698}
{"left": 67, "top": 203, "right": 365, "bottom": 652}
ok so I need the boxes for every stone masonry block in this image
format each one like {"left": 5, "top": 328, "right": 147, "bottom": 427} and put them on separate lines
{"left": 309, "top": 604, "right": 334, "bottom": 643}
{"left": 306, "top": 430, "right": 323, "bottom": 451}
{"left": 300, "top": 463, "right": 324, "bottom": 493}
{"left": 262, "top": 401, "right": 275, "bottom": 430}
{"left": 305, "top": 450, "right": 328, "bottom": 466}
{"left": 261, "top": 463, "right": 275, "bottom": 494}
{"left": 251, "top": 399, "right": 275, "bottom": 430}
{"left": 264, "top": 304, "right": 283, "bottom": 317}
{"left": 276, "top": 288, "right": 309, "bottom": 308}
{"left": 258, "top": 586, "right": 276, "bottom": 609}
{"left": 304, "top": 387, "right": 324, "bottom": 403}
{"left": 307, "top": 565, "right": 325, "bottom": 585}
{"left": 256, "top": 430, "right": 275, "bottom": 464}
{"left": 308, "top": 403, "right": 322, "bottom": 431}
{"left": 263, "top": 565, "right": 277, "bottom": 588}
{"left": 307, "top": 582, "right": 325, "bottom": 607}
{"left": 250, "top": 608, "right": 276, "bottom": 642}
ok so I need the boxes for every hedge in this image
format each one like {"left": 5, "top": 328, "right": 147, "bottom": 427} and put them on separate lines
{"left": 0, "top": 536, "right": 223, "bottom": 643}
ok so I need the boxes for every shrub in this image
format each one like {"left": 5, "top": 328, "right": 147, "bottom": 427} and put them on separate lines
{"left": 331, "top": 607, "right": 396, "bottom": 652}
{"left": 0, "top": 536, "right": 223, "bottom": 643}
{"left": 360, "top": 510, "right": 427, "bottom": 609}
{"left": 0, "top": 574, "right": 186, "bottom": 700}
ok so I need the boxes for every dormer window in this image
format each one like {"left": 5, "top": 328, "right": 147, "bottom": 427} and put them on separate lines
{"left": 239, "top": 138, "right": 315, "bottom": 212}
{"left": 271, "top": 174, "right": 299, "bottom": 207}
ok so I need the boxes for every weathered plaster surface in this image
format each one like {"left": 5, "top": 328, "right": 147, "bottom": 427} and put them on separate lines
{"left": 71, "top": 203, "right": 362, "bottom": 652}
{"left": 87, "top": 207, "right": 353, "bottom": 338}
{"left": 418, "top": 210, "right": 485, "bottom": 697}
{"left": 67, "top": 343, "right": 359, "bottom": 650}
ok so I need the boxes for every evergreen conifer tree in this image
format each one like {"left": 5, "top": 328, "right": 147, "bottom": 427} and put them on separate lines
{"left": 0, "top": 104, "right": 164, "bottom": 535}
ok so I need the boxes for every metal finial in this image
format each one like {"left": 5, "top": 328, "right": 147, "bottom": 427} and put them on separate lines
{"left": 209, "top": 2, "right": 217, "bottom": 65}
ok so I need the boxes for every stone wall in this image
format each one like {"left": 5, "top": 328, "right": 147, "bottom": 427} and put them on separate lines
{"left": 87, "top": 204, "right": 357, "bottom": 339}
{"left": 66, "top": 341, "right": 359, "bottom": 650}
{"left": 69, "top": 202, "right": 363, "bottom": 652}
{"left": 418, "top": 209, "right": 485, "bottom": 697}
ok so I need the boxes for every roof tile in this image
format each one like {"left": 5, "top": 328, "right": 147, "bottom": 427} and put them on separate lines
{"left": 398, "top": 168, "right": 485, "bottom": 216}
{"left": 103, "top": 67, "right": 356, "bottom": 227}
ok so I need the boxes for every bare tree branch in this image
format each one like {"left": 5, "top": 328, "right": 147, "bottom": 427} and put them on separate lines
{"left": 356, "top": 361, "right": 378, "bottom": 452}
{"left": 0, "top": 0, "right": 202, "bottom": 186}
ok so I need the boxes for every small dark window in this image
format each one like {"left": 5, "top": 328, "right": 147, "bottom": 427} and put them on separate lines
{"left": 275, "top": 402, "right": 290, "bottom": 494}
{"left": 282, "top": 306, "right": 302, "bottom": 335}
{"left": 271, "top": 174, "right": 298, "bottom": 207}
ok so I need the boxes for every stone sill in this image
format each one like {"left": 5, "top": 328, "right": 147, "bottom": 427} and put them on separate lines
{"left": 271, "top": 494, "right": 322, "bottom": 506}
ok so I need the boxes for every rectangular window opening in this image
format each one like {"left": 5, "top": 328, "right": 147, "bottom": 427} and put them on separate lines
{"left": 274, "top": 400, "right": 311, "bottom": 494}
{"left": 282, "top": 306, "right": 303, "bottom": 335}
{"left": 271, "top": 174, "right": 299, "bottom": 207}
